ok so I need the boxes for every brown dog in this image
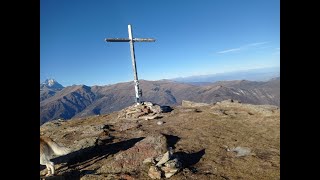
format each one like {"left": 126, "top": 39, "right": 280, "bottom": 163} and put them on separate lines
{"left": 40, "top": 136, "right": 70, "bottom": 176}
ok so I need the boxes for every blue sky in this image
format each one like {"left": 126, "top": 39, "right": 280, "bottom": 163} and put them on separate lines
{"left": 40, "top": 0, "right": 280, "bottom": 86}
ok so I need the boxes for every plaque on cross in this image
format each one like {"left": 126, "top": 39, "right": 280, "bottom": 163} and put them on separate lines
{"left": 105, "top": 24, "right": 155, "bottom": 104}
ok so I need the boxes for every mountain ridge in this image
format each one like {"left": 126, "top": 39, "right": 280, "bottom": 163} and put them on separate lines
{"left": 40, "top": 77, "right": 280, "bottom": 125}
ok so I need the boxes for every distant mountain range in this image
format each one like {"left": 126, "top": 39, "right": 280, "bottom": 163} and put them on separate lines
{"left": 172, "top": 66, "right": 280, "bottom": 84}
{"left": 40, "top": 76, "right": 280, "bottom": 125}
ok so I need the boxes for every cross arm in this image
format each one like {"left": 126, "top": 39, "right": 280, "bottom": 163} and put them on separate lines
{"left": 105, "top": 38, "right": 130, "bottom": 42}
{"left": 133, "top": 38, "right": 156, "bottom": 42}
{"left": 105, "top": 38, "right": 155, "bottom": 42}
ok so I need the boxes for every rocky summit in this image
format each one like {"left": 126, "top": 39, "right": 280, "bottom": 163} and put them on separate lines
{"left": 40, "top": 100, "right": 280, "bottom": 180}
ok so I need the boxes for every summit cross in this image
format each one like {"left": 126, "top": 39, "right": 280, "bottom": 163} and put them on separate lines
{"left": 105, "top": 24, "right": 155, "bottom": 104}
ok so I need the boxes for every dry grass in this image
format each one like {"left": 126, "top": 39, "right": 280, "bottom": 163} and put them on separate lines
{"left": 41, "top": 101, "right": 280, "bottom": 180}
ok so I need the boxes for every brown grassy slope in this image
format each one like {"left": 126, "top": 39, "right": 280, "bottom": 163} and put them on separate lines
{"left": 40, "top": 100, "right": 279, "bottom": 180}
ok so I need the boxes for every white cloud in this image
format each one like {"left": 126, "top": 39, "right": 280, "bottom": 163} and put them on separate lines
{"left": 217, "top": 48, "right": 242, "bottom": 54}
{"left": 216, "top": 41, "right": 271, "bottom": 54}
{"left": 246, "top": 41, "right": 270, "bottom": 47}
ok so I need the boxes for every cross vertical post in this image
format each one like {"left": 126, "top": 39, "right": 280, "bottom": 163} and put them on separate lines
{"left": 105, "top": 24, "right": 155, "bottom": 105}
{"left": 127, "top": 25, "right": 140, "bottom": 104}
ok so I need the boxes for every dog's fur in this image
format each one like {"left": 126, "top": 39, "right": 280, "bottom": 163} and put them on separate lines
{"left": 40, "top": 136, "right": 70, "bottom": 176}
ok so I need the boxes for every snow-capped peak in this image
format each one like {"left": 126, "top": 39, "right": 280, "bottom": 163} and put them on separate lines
{"left": 41, "top": 79, "right": 64, "bottom": 90}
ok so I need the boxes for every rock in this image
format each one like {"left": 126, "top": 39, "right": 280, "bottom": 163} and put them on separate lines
{"left": 149, "top": 147, "right": 182, "bottom": 179}
{"left": 161, "top": 166, "right": 179, "bottom": 178}
{"left": 231, "top": 146, "right": 252, "bottom": 157}
{"left": 157, "top": 121, "right": 164, "bottom": 125}
{"left": 143, "top": 101, "right": 153, "bottom": 107}
{"left": 161, "top": 158, "right": 182, "bottom": 178}
{"left": 164, "top": 158, "right": 182, "bottom": 169}
{"left": 100, "top": 134, "right": 167, "bottom": 173}
{"left": 143, "top": 157, "right": 156, "bottom": 164}
{"left": 117, "top": 102, "right": 163, "bottom": 120}
{"left": 156, "top": 147, "right": 173, "bottom": 167}
{"left": 140, "top": 114, "right": 162, "bottom": 120}
{"left": 149, "top": 105, "right": 162, "bottom": 114}
{"left": 182, "top": 100, "right": 210, "bottom": 107}
{"left": 148, "top": 165, "right": 162, "bottom": 179}
{"left": 144, "top": 147, "right": 182, "bottom": 178}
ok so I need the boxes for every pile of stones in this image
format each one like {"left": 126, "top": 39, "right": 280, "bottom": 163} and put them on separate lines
{"left": 117, "top": 102, "right": 163, "bottom": 120}
{"left": 145, "top": 147, "right": 183, "bottom": 179}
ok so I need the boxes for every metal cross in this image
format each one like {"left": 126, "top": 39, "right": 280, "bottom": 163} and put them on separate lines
{"left": 105, "top": 24, "right": 155, "bottom": 104}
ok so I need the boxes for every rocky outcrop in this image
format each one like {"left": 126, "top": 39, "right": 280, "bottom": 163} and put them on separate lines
{"left": 117, "top": 102, "right": 163, "bottom": 120}
{"left": 99, "top": 134, "right": 168, "bottom": 174}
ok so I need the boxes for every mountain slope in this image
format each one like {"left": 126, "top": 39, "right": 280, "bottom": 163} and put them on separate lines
{"left": 40, "top": 85, "right": 96, "bottom": 125}
{"left": 40, "top": 79, "right": 64, "bottom": 101}
{"left": 40, "top": 78, "right": 280, "bottom": 124}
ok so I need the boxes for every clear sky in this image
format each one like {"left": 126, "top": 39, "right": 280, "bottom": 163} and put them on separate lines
{"left": 40, "top": 0, "right": 280, "bottom": 86}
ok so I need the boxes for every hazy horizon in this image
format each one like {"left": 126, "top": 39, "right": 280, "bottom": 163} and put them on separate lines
{"left": 41, "top": 66, "right": 279, "bottom": 87}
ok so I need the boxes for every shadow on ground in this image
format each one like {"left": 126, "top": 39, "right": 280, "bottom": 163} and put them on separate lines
{"left": 41, "top": 134, "right": 205, "bottom": 179}
{"left": 41, "top": 137, "right": 145, "bottom": 179}
{"left": 160, "top": 134, "right": 205, "bottom": 172}
{"left": 161, "top": 105, "right": 174, "bottom": 113}
{"left": 175, "top": 149, "right": 206, "bottom": 172}
{"left": 162, "top": 133, "right": 181, "bottom": 149}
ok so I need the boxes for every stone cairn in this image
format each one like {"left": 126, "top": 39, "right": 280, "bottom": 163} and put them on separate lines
{"left": 144, "top": 147, "right": 183, "bottom": 179}
{"left": 117, "top": 102, "right": 163, "bottom": 120}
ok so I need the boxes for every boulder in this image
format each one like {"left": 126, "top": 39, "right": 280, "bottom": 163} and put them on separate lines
{"left": 100, "top": 134, "right": 167, "bottom": 173}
